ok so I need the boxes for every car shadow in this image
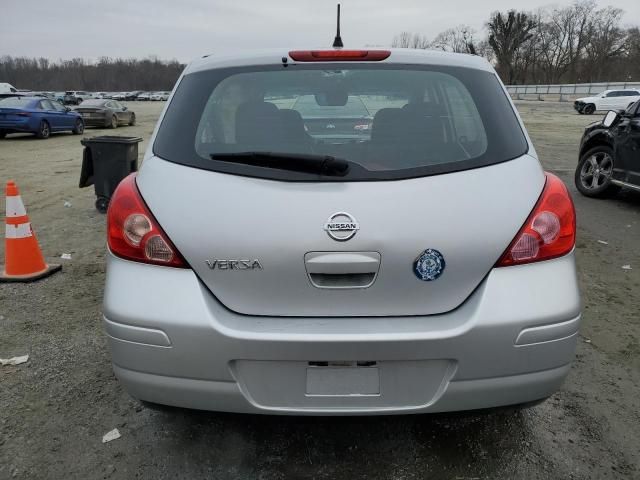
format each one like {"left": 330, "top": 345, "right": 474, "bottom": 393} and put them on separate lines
{"left": 139, "top": 404, "right": 535, "bottom": 478}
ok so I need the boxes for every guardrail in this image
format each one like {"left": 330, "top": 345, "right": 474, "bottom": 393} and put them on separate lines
{"left": 505, "top": 82, "right": 640, "bottom": 101}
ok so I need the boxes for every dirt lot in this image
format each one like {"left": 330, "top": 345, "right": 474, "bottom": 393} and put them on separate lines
{"left": 1, "top": 101, "right": 639, "bottom": 479}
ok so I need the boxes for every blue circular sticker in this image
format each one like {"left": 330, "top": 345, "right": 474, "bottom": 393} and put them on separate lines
{"left": 413, "top": 249, "right": 446, "bottom": 281}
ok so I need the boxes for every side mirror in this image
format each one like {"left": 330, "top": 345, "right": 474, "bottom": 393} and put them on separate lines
{"left": 65, "top": 107, "right": 71, "bottom": 112}
{"left": 602, "top": 110, "right": 618, "bottom": 128}
{"left": 122, "top": 106, "right": 128, "bottom": 111}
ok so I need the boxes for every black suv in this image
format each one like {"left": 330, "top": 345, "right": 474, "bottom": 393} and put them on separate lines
{"left": 575, "top": 100, "right": 640, "bottom": 197}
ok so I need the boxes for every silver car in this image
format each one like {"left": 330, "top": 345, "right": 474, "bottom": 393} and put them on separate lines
{"left": 103, "top": 48, "right": 580, "bottom": 414}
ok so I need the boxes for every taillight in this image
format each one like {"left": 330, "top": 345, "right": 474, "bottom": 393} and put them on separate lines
{"left": 496, "top": 172, "right": 576, "bottom": 267}
{"left": 289, "top": 50, "right": 391, "bottom": 62}
{"left": 107, "top": 174, "right": 187, "bottom": 268}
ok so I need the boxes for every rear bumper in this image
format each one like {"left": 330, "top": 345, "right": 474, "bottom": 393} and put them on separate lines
{"left": 0, "top": 119, "right": 36, "bottom": 132}
{"left": 103, "top": 252, "right": 581, "bottom": 415}
{"left": 80, "top": 117, "right": 108, "bottom": 127}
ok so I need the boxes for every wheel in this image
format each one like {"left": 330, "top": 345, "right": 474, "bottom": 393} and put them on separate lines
{"left": 583, "top": 103, "right": 596, "bottom": 115}
{"left": 129, "top": 113, "right": 136, "bottom": 126}
{"left": 574, "top": 145, "right": 621, "bottom": 198}
{"left": 0, "top": 130, "right": 6, "bottom": 139}
{"left": 36, "top": 121, "right": 50, "bottom": 139}
{"left": 95, "top": 196, "right": 109, "bottom": 213}
{"left": 72, "top": 119, "right": 84, "bottom": 134}
{"left": 110, "top": 115, "right": 118, "bottom": 129}
{"left": 577, "top": 109, "right": 584, "bottom": 115}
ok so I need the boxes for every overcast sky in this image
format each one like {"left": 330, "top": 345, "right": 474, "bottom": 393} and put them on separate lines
{"left": 2, "top": 0, "right": 639, "bottom": 63}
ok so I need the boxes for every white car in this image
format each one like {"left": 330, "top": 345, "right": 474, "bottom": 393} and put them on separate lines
{"left": 150, "top": 91, "right": 170, "bottom": 101}
{"left": 103, "top": 47, "right": 581, "bottom": 415}
{"left": 574, "top": 89, "right": 640, "bottom": 114}
{"left": 0, "top": 82, "right": 18, "bottom": 95}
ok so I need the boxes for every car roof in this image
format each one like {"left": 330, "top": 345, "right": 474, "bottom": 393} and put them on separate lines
{"left": 0, "top": 96, "right": 40, "bottom": 106}
{"left": 184, "top": 48, "right": 494, "bottom": 75}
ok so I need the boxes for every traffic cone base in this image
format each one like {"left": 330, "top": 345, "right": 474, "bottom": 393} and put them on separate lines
{"left": 0, "top": 263, "right": 61, "bottom": 283}
{"left": 1, "top": 180, "right": 61, "bottom": 283}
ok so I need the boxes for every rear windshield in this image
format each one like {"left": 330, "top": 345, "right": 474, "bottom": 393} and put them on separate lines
{"left": 80, "top": 99, "right": 104, "bottom": 106}
{"left": 154, "top": 64, "right": 528, "bottom": 181}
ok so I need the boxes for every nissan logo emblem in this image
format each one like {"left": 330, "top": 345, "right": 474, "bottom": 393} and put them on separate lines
{"left": 323, "top": 212, "right": 359, "bottom": 241}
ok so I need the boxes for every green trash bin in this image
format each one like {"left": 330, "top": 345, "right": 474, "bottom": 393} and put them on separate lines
{"left": 79, "top": 136, "right": 142, "bottom": 213}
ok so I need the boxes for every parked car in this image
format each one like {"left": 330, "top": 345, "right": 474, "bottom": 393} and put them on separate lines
{"left": 292, "top": 94, "right": 373, "bottom": 141}
{"left": 63, "top": 91, "right": 92, "bottom": 105}
{"left": 136, "top": 92, "right": 152, "bottom": 101}
{"left": 0, "top": 82, "right": 23, "bottom": 99}
{"left": 126, "top": 91, "right": 144, "bottom": 101}
{"left": 575, "top": 101, "right": 640, "bottom": 196}
{"left": 574, "top": 89, "right": 640, "bottom": 115}
{"left": 74, "top": 99, "right": 135, "bottom": 128}
{"left": 103, "top": 48, "right": 580, "bottom": 415}
{"left": 112, "top": 92, "right": 127, "bottom": 101}
{"left": 0, "top": 96, "right": 83, "bottom": 139}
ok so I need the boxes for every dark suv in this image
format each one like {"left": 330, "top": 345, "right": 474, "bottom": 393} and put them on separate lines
{"left": 575, "top": 100, "right": 640, "bottom": 197}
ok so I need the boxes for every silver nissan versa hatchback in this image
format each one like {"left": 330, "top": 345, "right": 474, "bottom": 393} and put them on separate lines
{"left": 103, "top": 48, "right": 580, "bottom": 414}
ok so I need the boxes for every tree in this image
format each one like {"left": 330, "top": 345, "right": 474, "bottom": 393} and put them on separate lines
{"left": 431, "top": 25, "right": 477, "bottom": 54}
{"left": 582, "top": 7, "right": 626, "bottom": 81}
{"left": 391, "top": 32, "right": 430, "bottom": 49}
{"left": 487, "top": 10, "right": 537, "bottom": 84}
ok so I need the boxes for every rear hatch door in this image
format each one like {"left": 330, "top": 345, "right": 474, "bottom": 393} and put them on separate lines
{"left": 138, "top": 154, "right": 543, "bottom": 317}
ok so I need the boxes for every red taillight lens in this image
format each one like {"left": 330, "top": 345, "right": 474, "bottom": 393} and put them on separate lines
{"left": 496, "top": 172, "right": 576, "bottom": 267}
{"left": 289, "top": 50, "right": 391, "bottom": 62}
{"left": 107, "top": 174, "right": 187, "bottom": 268}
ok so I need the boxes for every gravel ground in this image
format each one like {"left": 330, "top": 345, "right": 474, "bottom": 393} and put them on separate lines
{"left": 0, "top": 101, "right": 639, "bottom": 479}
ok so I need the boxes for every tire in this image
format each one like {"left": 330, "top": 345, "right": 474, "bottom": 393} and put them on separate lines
{"left": 574, "top": 145, "right": 621, "bottom": 198}
{"left": 36, "top": 121, "right": 50, "bottom": 139}
{"left": 577, "top": 109, "right": 584, "bottom": 115}
{"left": 129, "top": 113, "right": 136, "bottom": 126}
{"left": 583, "top": 103, "right": 596, "bottom": 115}
{"left": 0, "top": 130, "right": 6, "bottom": 139}
{"left": 72, "top": 119, "right": 84, "bottom": 135}
{"left": 95, "top": 196, "right": 109, "bottom": 213}
{"left": 110, "top": 115, "right": 118, "bottom": 129}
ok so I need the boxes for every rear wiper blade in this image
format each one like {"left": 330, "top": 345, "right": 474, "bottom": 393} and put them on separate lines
{"left": 209, "top": 151, "right": 350, "bottom": 177}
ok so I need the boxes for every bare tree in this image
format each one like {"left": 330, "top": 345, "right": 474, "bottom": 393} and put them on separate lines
{"left": 535, "top": 1, "right": 596, "bottom": 83}
{"left": 391, "top": 32, "right": 430, "bottom": 49}
{"left": 582, "top": 7, "right": 626, "bottom": 81}
{"left": 0, "top": 56, "right": 185, "bottom": 91}
{"left": 431, "top": 25, "right": 477, "bottom": 53}
{"left": 487, "top": 10, "right": 537, "bottom": 84}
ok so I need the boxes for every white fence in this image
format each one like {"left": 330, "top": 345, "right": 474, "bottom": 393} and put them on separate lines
{"left": 505, "top": 82, "right": 640, "bottom": 101}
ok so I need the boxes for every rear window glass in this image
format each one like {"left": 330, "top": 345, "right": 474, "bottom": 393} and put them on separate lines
{"left": 80, "top": 99, "right": 104, "bottom": 106}
{"left": 154, "top": 64, "right": 528, "bottom": 181}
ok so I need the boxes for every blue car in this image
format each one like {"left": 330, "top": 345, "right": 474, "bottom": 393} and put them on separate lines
{"left": 0, "top": 96, "right": 84, "bottom": 139}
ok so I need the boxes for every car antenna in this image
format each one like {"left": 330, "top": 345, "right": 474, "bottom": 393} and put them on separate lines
{"left": 332, "top": 4, "right": 344, "bottom": 48}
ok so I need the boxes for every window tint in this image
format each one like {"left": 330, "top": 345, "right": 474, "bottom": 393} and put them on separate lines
{"left": 51, "top": 101, "right": 66, "bottom": 111}
{"left": 155, "top": 64, "right": 527, "bottom": 182}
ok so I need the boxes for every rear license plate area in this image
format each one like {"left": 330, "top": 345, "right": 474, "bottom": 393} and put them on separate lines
{"left": 306, "top": 363, "right": 380, "bottom": 396}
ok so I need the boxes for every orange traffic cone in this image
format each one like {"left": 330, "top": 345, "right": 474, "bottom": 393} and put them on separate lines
{"left": 0, "top": 181, "right": 61, "bottom": 282}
